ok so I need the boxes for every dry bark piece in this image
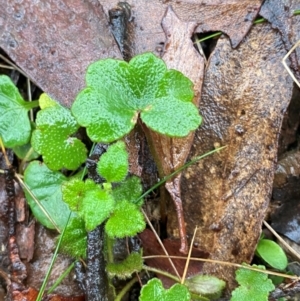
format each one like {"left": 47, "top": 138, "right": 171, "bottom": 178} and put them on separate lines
{"left": 16, "top": 221, "right": 35, "bottom": 262}
{"left": 12, "top": 287, "right": 85, "bottom": 301}
{"left": 165, "top": 23, "right": 293, "bottom": 288}
{"left": 26, "top": 224, "right": 82, "bottom": 296}
{"left": 142, "top": 7, "right": 205, "bottom": 254}
{"left": 5, "top": 168, "right": 27, "bottom": 282}
{"left": 101, "top": 0, "right": 263, "bottom": 57}
{"left": 260, "top": 0, "right": 300, "bottom": 82}
{"left": 0, "top": 0, "right": 122, "bottom": 107}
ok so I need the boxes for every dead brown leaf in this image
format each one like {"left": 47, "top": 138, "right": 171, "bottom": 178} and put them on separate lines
{"left": 165, "top": 22, "right": 294, "bottom": 288}
{"left": 0, "top": 0, "right": 122, "bottom": 107}
{"left": 141, "top": 6, "right": 205, "bottom": 253}
{"left": 260, "top": 0, "right": 300, "bottom": 82}
{"left": 102, "top": 0, "right": 263, "bottom": 56}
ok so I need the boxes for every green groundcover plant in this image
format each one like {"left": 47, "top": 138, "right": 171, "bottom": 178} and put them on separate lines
{"left": 0, "top": 52, "right": 287, "bottom": 300}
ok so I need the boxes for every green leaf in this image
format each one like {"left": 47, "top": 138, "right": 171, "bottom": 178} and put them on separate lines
{"left": 184, "top": 275, "right": 226, "bottom": 300}
{"left": 112, "top": 176, "right": 143, "bottom": 206}
{"left": 31, "top": 105, "right": 87, "bottom": 170}
{"left": 24, "top": 161, "right": 70, "bottom": 230}
{"left": 105, "top": 200, "right": 145, "bottom": 238}
{"left": 97, "top": 141, "right": 128, "bottom": 182}
{"left": 72, "top": 53, "right": 201, "bottom": 143}
{"left": 62, "top": 178, "right": 115, "bottom": 231}
{"left": 140, "top": 278, "right": 190, "bottom": 301}
{"left": 256, "top": 239, "right": 288, "bottom": 270}
{"left": 13, "top": 144, "right": 39, "bottom": 161}
{"left": 230, "top": 264, "right": 275, "bottom": 301}
{"left": 39, "top": 93, "right": 59, "bottom": 109}
{"left": 106, "top": 252, "right": 143, "bottom": 279}
{"left": 0, "top": 75, "right": 38, "bottom": 147}
{"left": 59, "top": 215, "right": 87, "bottom": 258}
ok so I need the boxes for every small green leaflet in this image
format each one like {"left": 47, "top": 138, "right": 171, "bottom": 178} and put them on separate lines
{"left": 38, "top": 93, "right": 58, "bottom": 109}
{"left": 230, "top": 264, "right": 275, "bottom": 301}
{"left": 256, "top": 239, "right": 288, "bottom": 270}
{"left": 0, "top": 75, "right": 39, "bottom": 147}
{"left": 140, "top": 278, "right": 191, "bottom": 301}
{"left": 62, "top": 178, "right": 115, "bottom": 231}
{"left": 97, "top": 141, "right": 128, "bottom": 182}
{"left": 31, "top": 104, "right": 87, "bottom": 170}
{"left": 106, "top": 252, "right": 143, "bottom": 279}
{"left": 24, "top": 161, "right": 71, "bottom": 231}
{"left": 59, "top": 215, "right": 87, "bottom": 259}
{"left": 72, "top": 53, "right": 201, "bottom": 143}
{"left": 112, "top": 176, "right": 143, "bottom": 206}
{"left": 184, "top": 274, "right": 225, "bottom": 299}
{"left": 105, "top": 200, "right": 145, "bottom": 238}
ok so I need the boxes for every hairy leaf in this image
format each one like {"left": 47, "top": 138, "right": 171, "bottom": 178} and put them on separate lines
{"left": 105, "top": 200, "right": 145, "bottom": 238}
{"left": 140, "top": 278, "right": 190, "bottom": 301}
{"left": 39, "top": 93, "right": 59, "bottom": 109}
{"left": 231, "top": 264, "right": 275, "bottom": 301}
{"left": 72, "top": 53, "right": 201, "bottom": 143}
{"left": 62, "top": 178, "right": 115, "bottom": 231}
{"left": 31, "top": 105, "right": 87, "bottom": 170}
{"left": 0, "top": 75, "right": 39, "bottom": 147}
{"left": 107, "top": 252, "right": 143, "bottom": 279}
{"left": 24, "top": 161, "right": 70, "bottom": 230}
{"left": 185, "top": 274, "right": 225, "bottom": 299}
{"left": 59, "top": 215, "right": 87, "bottom": 259}
{"left": 97, "top": 141, "right": 128, "bottom": 182}
{"left": 112, "top": 176, "right": 143, "bottom": 206}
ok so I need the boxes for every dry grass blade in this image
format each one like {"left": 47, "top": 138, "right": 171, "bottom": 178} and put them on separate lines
{"left": 141, "top": 208, "right": 181, "bottom": 281}
{"left": 282, "top": 40, "right": 300, "bottom": 88}
{"left": 181, "top": 226, "right": 198, "bottom": 284}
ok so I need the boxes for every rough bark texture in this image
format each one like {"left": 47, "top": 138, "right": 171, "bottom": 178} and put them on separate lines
{"left": 166, "top": 23, "right": 294, "bottom": 288}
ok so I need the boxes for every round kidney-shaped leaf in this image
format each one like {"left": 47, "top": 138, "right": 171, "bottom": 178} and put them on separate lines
{"left": 97, "top": 141, "right": 128, "bottom": 183}
{"left": 31, "top": 105, "right": 87, "bottom": 170}
{"left": 0, "top": 75, "right": 39, "bottom": 147}
{"left": 105, "top": 200, "right": 145, "bottom": 238}
{"left": 140, "top": 278, "right": 190, "bottom": 301}
{"left": 71, "top": 53, "right": 201, "bottom": 143}
{"left": 24, "top": 161, "right": 70, "bottom": 231}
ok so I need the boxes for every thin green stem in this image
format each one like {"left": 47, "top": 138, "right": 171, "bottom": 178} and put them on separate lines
{"left": 23, "top": 100, "right": 39, "bottom": 110}
{"left": 136, "top": 146, "right": 226, "bottom": 203}
{"left": 47, "top": 261, "right": 75, "bottom": 294}
{"left": 114, "top": 277, "right": 138, "bottom": 301}
{"left": 19, "top": 147, "right": 35, "bottom": 173}
{"left": 36, "top": 212, "right": 72, "bottom": 301}
{"left": 106, "top": 235, "right": 114, "bottom": 264}
{"left": 142, "top": 265, "right": 180, "bottom": 283}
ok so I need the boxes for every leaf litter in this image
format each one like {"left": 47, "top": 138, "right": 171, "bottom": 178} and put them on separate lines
{"left": 0, "top": 1, "right": 299, "bottom": 298}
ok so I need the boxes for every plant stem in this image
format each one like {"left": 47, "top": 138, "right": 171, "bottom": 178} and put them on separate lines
{"left": 36, "top": 212, "right": 72, "bottom": 301}
{"left": 23, "top": 99, "right": 39, "bottom": 110}
{"left": 136, "top": 146, "right": 226, "bottom": 203}
{"left": 114, "top": 277, "right": 138, "bottom": 301}
{"left": 47, "top": 261, "right": 75, "bottom": 294}
{"left": 142, "top": 265, "right": 180, "bottom": 283}
{"left": 106, "top": 235, "right": 114, "bottom": 264}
